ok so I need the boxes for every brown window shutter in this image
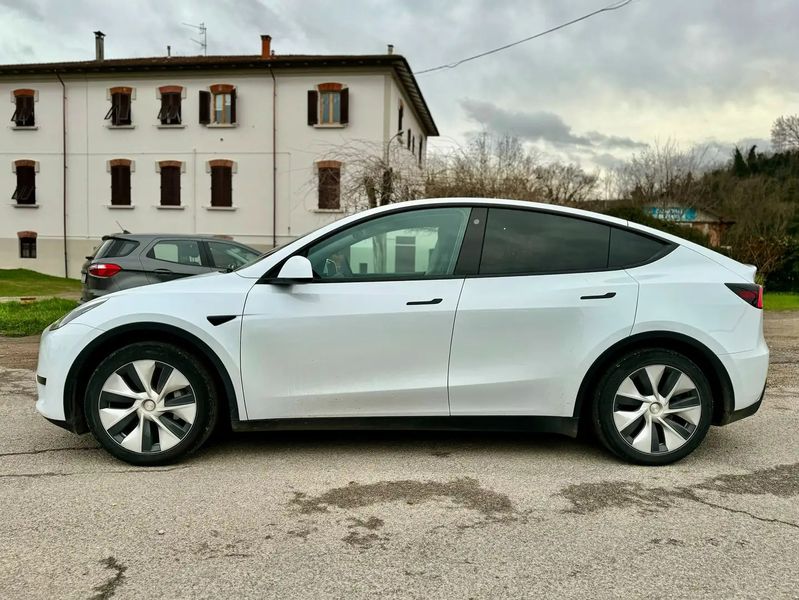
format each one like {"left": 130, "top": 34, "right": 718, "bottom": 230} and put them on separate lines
{"left": 318, "top": 167, "right": 341, "bottom": 209}
{"left": 211, "top": 166, "right": 232, "bottom": 207}
{"left": 339, "top": 88, "right": 349, "bottom": 124}
{"left": 160, "top": 167, "right": 180, "bottom": 206}
{"left": 230, "top": 89, "right": 237, "bottom": 123}
{"left": 199, "top": 90, "right": 211, "bottom": 124}
{"left": 398, "top": 104, "right": 403, "bottom": 131}
{"left": 14, "top": 166, "right": 36, "bottom": 204}
{"left": 111, "top": 165, "right": 131, "bottom": 205}
{"left": 307, "top": 90, "right": 318, "bottom": 125}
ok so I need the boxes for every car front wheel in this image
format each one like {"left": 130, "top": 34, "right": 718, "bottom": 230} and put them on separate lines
{"left": 84, "top": 342, "right": 218, "bottom": 465}
{"left": 592, "top": 349, "right": 713, "bottom": 465}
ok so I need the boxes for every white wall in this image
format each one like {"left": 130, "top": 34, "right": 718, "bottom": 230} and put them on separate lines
{"left": 0, "top": 66, "right": 431, "bottom": 277}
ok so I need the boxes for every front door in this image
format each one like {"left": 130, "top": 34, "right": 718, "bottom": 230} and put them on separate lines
{"left": 240, "top": 206, "right": 472, "bottom": 420}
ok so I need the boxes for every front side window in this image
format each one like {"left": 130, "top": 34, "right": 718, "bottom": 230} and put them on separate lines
{"left": 11, "top": 91, "right": 35, "bottom": 127}
{"left": 12, "top": 164, "right": 36, "bottom": 205}
{"left": 105, "top": 91, "right": 132, "bottom": 126}
{"left": 480, "top": 209, "right": 611, "bottom": 275}
{"left": 148, "top": 240, "right": 202, "bottom": 266}
{"left": 207, "top": 241, "right": 260, "bottom": 270}
{"left": 306, "top": 207, "right": 471, "bottom": 280}
{"left": 158, "top": 93, "right": 182, "bottom": 125}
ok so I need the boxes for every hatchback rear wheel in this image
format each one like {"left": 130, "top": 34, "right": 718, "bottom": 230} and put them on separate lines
{"left": 592, "top": 349, "right": 712, "bottom": 465}
{"left": 84, "top": 342, "right": 218, "bottom": 465}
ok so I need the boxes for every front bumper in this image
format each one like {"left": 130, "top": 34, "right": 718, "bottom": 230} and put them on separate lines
{"left": 35, "top": 322, "right": 103, "bottom": 431}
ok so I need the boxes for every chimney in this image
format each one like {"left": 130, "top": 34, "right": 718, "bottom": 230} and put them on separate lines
{"left": 261, "top": 34, "right": 272, "bottom": 57}
{"left": 387, "top": 44, "right": 394, "bottom": 55}
{"left": 94, "top": 31, "right": 105, "bottom": 61}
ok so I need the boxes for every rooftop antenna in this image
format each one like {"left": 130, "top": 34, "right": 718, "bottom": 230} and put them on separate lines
{"left": 181, "top": 22, "right": 207, "bottom": 55}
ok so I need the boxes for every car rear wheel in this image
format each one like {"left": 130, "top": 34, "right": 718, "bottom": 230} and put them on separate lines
{"left": 592, "top": 349, "right": 712, "bottom": 465}
{"left": 84, "top": 342, "right": 218, "bottom": 465}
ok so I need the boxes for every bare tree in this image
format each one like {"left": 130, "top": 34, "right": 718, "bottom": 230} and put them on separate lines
{"left": 614, "top": 139, "right": 716, "bottom": 209}
{"left": 771, "top": 115, "right": 799, "bottom": 152}
{"left": 424, "top": 133, "right": 544, "bottom": 200}
{"left": 314, "top": 137, "right": 423, "bottom": 214}
{"left": 534, "top": 162, "right": 598, "bottom": 204}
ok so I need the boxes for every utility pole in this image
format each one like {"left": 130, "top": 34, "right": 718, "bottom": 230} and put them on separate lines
{"left": 181, "top": 22, "right": 207, "bottom": 55}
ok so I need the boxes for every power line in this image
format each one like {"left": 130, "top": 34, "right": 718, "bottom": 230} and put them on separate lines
{"left": 414, "top": 0, "right": 635, "bottom": 75}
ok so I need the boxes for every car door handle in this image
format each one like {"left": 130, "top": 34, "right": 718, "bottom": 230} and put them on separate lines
{"left": 580, "top": 292, "right": 616, "bottom": 300}
{"left": 407, "top": 298, "right": 443, "bottom": 306}
{"left": 154, "top": 268, "right": 174, "bottom": 274}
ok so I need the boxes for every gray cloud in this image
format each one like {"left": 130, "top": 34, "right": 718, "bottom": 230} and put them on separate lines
{"left": 461, "top": 99, "right": 646, "bottom": 150}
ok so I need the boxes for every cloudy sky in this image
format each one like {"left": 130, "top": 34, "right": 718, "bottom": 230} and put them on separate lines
{"left": 1, "top": 0, "right": 796, "bottom": 170}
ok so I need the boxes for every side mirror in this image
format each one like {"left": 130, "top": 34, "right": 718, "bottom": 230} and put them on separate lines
{"left": 273, "top": 255, "right": 314, "bottom": 284}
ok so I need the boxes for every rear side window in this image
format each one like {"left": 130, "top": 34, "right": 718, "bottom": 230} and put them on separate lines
{"left": 207, "top": 241, "right": 260, "bottom": 269}
{"left": 147, "top": 240, "right": 203, "bottom": 266}
{"left": 95, "top": 238, "right": 138, "bottom": 259}
{"left": 480, "top": 209, "right": 610, "bottom": 275}
{"left": 608, "top": 228, "right": 669, "bottom": 269}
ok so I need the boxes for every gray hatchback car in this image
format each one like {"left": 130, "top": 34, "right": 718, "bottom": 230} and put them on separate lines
{"left": 80, "top": 233, "right": 261, "bottom": 302}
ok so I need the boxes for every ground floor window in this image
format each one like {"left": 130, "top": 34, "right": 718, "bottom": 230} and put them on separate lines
{"left": 19, "top": 235, "right": 36, "bottom": 258}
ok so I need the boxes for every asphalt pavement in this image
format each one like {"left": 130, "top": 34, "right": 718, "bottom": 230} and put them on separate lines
{"left": 0, "top": 313, "right": 797, "bottom": 599}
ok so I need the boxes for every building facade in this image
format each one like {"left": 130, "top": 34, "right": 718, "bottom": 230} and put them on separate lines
{"left": 0, "top": 34, "right": 438, "bottom": 277}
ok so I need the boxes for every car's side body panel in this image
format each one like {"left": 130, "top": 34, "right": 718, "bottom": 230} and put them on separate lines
{"left": 448, "top": 270, "right": 639, "bottom": 416}
{"left": 240, "top": 279, "right": 465, "bottom": 419}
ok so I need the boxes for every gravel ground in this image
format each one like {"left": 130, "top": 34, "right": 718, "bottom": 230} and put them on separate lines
{"left": 0, "top": 313, "right": 797, "bottom": 599}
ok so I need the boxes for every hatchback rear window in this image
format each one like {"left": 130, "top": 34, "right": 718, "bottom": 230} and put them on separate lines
{"left": 95, "top": 238, "right": 139, "bottom": 259}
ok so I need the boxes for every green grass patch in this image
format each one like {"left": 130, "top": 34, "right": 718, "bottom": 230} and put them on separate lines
{"left": 764, "top": 292, "right": 799, "bottom": 311}
{"left": 0, "top": 269, "right": 81, "bottom": 298}
{"left": 0, "top": 298, "right": 78, "bottom": 337}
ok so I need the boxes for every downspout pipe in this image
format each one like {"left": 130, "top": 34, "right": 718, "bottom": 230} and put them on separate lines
{"left": 55, "top": 71, "right": 68, "bottom": 278}
{"left": 269, "top": 64, "right": 277, "bottom": 248}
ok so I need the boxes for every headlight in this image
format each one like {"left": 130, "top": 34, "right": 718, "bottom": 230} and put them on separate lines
{"left": 50, "top": 298, "right": 108, "bottom": 331}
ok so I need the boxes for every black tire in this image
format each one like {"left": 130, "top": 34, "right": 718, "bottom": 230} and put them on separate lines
{"left": 84, "top": 341, "right": 218, "bottom": 465}
{"left": 592, "top": 348, "right": 713, "bottom": 466}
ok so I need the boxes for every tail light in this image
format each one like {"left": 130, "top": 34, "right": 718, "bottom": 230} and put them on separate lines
{"left": 88, "top": 263, "right": 122, "bottom": 278}
{"left": 725, "top": 283, "right": 763, "bottom": 309}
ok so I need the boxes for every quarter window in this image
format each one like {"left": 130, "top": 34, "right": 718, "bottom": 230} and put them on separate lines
{"left": 148, "top": 240, "right": 202, "bottom": 266}
{"left": 480, "top": 209, "right": 610, "bottom": 275}
{"left": 608, "top": 228, "right": 669, "bottom": 268}
{"left": 306, "top": 207, "right": 471, "bottom": 280}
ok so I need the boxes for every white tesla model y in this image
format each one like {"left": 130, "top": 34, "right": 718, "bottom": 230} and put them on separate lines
{"left": 35, "top": 199, "right": 768, "bottom": 465}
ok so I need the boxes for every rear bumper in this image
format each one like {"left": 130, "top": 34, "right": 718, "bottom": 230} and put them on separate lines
{"left": 716, "top": 338, "right": 769, "bottom": 426}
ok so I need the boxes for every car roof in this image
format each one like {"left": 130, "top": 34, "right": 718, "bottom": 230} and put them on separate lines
{"left": 103, "top": 233, "right": 249, "bottom": 243}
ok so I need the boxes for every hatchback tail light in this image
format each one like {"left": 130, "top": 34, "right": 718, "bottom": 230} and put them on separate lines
{"left": 725, "top": 283, "right": 763, "bottom": 309}
{"left": 88, "top": 263, "right": 122, "bottom": 278}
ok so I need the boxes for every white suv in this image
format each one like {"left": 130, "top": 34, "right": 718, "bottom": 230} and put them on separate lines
{"left": 35, "top": 199, "right": 769, "bottom": 465}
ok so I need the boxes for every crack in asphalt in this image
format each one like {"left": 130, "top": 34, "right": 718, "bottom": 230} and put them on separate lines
{"left": 90, "top": 556, "right": 127, "bottom": 600}
{"left": 0, "top": 465, "right": 190, "bottom": 479}
{"left": 0, "top": 446, "right": 100, "bottom": 458}
{"left": 559, "top": 462, "right": 799, "bottom": 530}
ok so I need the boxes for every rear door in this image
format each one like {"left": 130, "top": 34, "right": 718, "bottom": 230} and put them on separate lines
{"left": 141, "top": 238, "right": 211, "bottom": 284}
{"left": 448, "top": 207, "right": 640, "bottom": 417}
